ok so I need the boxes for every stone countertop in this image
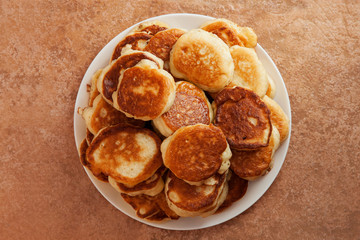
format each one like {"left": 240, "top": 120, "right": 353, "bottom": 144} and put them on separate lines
{"left": 1, "top": 1, "right": 359, "bottom": 239}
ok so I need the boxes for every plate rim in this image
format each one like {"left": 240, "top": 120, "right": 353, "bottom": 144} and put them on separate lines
{"left": 73, "top": 13, "right": 292, "bottom": 230}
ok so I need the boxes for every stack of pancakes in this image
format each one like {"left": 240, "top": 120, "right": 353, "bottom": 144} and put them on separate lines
{"left": 78, "top": 18, "right": 289, "bottom": 221}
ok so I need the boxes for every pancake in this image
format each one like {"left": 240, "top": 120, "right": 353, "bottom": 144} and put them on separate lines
{"left": 266, "top": 75, "right": 276, "bottom": 98}
{"left": 262, "top": 96, "right": 289, "bottom": 142}
{"left": 161, "top": 124, "right": 231, "bottom": 184}
{"left": 144, "top": 28, "right": 186, "bottom": 65}
{"left": 108, "top": 166, "right": 165, "bottom": 196}
{"left": 111, "top": 32, "right": 152, "bottom": 61}
{"left": 201, "top": 18, "right": 257, "bottom": 48}
{"left": 121, "top": 191, "right": 179, "bottom": 221}
{"left": 112, "top": 60, "right": 176, "bottom": 121}
{"left": 82, "top": 95, "right": 145, "bottom": 135}
{"left": 78, "top": 138, "right": 108, "bottom": 182}
{"left": 230, "top": 45, "right": 268, "bottom": 98}
{"left": 216, "top": 170, "right": 248, "bottom": 213}
{"left": 85, "top": 128, "right": 94, "bottom": 145}
{"left": 213, "top": 86, "right": 272, "bottom": 150}
{"left": 88, "top": 69, "right": 102, "bottom": 107}
{"left": 230, "top": 125, "right": 280, "bottom": 180}
{"left": 165, "top": 171, "right": 228, "bottom": 217}
{"left": 169, "top": 29, "right": 234, "bottom": 92}
{"left": 152, "top": 81, "right": 213, "bottom": 137}
{"left": 86, "top": 125, "right": 163, "bottom": 186}
{"left": 98, "top": 48, "right": 163, "bottom": 104}
{"left": 131, "top": 20, "right": 170, "bottom": 35}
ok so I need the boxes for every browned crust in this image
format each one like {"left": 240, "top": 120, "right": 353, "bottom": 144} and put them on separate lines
{"left": 144, "top": 28, "right": 186, "bottom": 61}
{"left": 166, "top": 171, "right": 226, "bottom": 211}
{"left": 102, "top": 52, "right": 160, "bottom": 101}
{"left": 202, "top": 22, "right": 245, "bottom": 47}
{"left": 140, "top": 25, "right": 168, "bottom": 35}
{"left": 165, "top": 124, "right": 227, "bottom": 182}
{"left": 214, "top": 87, "right": 272, "bottom": 150}
{"left": 162, "top": 92, "right": 210, "bottom": 132}
{"left": 216, "top": 171, "right": 248, "bottom": 213}
{"left": 79, "top": 138, "right": 108, "bottom": 182}
{"left": 111, "top": 32, "right": 152, "bottom": 61}
{"left": 116, "top": 67, "right": 172, "bottom": 119}
{"left": 86, "top": 125, "right": 162, "bottom": 185}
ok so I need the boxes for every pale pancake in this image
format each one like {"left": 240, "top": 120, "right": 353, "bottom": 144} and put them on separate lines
{"left": 144, "top": 28, "right": 186, "bottom": 63}
{"left": 86, "top": 125, "right": 163, "bottom": 186}
{"left": 214, "top": 87, "right": 272, "bottom": 150}
{"left": 161, "top": 124, "right": 231, "bottom": 184}
{"left": 230, "top": 45, "right": 268, "bottom": 98}
{"left": 108, "top": 166, "right": 165, "bottom": 196}
{"left": 263, "top": 96, "right": 289, "bottom": 142}
{"left": 82, "top": 95, "right": 145, "bottom": 135}
{"left": 131, "top": 20, "right": 170, "bottom": 35}
{"left": 165, "top": 171, "right": 228, "bottom": 217}
{"left": 97, "top": 49, "right": 163, "bottom": 103}
{"left": 266, "top": 75, "right": 276, "bottom": 98}
{"left": 152, "top": 81, "right": 213, "bottom": 137}
{"left": 112, "top": 60, "right": 176, "bottom": 121}
{"left": 230, "top": 125, "right": 280, "bottom": 181}
{"left": 201, "top": 18, "right": 257, "bottom": 48}
{"left": 169, "top": 29, "right": 234, "bottom": 92}
{"left": 111, "top": 32, "right": 152, "bottom": 61}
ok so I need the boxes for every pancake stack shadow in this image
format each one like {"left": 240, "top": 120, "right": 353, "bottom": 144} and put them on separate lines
{"left": 78, "top": 18, "right": 289, "bottom": 221}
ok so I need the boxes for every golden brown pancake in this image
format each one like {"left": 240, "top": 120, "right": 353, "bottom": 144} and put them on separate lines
{"left": 230, "top": 46, "right": 268, "bottom": 98}
{"left": 108, "top": 166, "right": 165, "bottom": 196}
{"left": 169, "top": 29, "right": 234, "bottom": 92}
{"left": 165, "top": 171, "right": 228, "bottom": 217}
{"left": 111, "top": 32, "right": 152, "bottom": 61}
{"left": 161, "top": 124, "right": 231, "bottom": 183}
{"left": 88, "top": 69, "right": 102, "bottom": 107}
{"left": 81, "top": 95, "right": 145, "bottom": 135}
{"left": 216, "top": 171, "right": 248, "bottom": 213}
{"left": 86, "top": 125, "right": 163, "bottom": 186}
{"left": 112, "top": 61, "right": 176, "bottom": 121}
{"left": 152, "top": 81, "right": 213, "bottom": 137}
{"left": 214, "top": 87, "right": 272, "bottom": 150}
{"left": 121, "top": 191, "right": 179, "bottom": 221}
{"left": 144, "top": 28, "right": 186, "bottom": 62}
{"left": 131, "top": 20, "right": 170, "bottom": 35}
{"left": 98, "top": 49, "right": 163, "bottom": 103}
{"left": 79, "top": 138, "right": 108, "bottom": 182}
{"left": 201, "top": 18, "right": 257, "bottom": 48}
{"left": 230, "top": 126, "right": 280, "bottom": 180}
{"left": 262, "top": 96, "right": 289, "bottom": 142}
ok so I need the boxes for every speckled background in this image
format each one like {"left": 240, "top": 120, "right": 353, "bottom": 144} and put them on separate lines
{"left": 1, "top": 0, "right": 359, "bottom": 239}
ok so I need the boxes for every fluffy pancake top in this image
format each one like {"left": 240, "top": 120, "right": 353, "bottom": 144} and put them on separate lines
{"left": 201, "top": 18, "right": 257, "bottom": 48}
{"left": 152, "top": 81, "right": 212, "bottom": 137}
{"left": 230, "top": 46, "right": 268, "bottom": 98}
{"left": 112, "top": 62, "right": 176, "bottom": 121}
{"left": 165, "top": 171, "right": 227, "bottom": 213}
{"left": 144, "top": 28, "right": 186, "bottom": 62}
{"left": 98, "top": 49, "right": 163, "bottom": 103}
{"left": 82, "top": 95, "right": 145, "bottom": 135}
{"left": 262, "top": 96, "right": 289, "bottom": 142}
{"left": 111, "top": 32, "right": 152, "bottom": 61}
{"left": 214, "top": 87, "right": 272, "bottom": 150}
{"left": 131, "top": 20, "right": 170, "bottom": 35}
{"left": 169, "top": 29, "right": 234, "bottom": 92}
{"left": 161, "top": 124, "right": 230, "bottom": 182}
{"left": 86, "top": 125, "right": 163, "bottom": 185}
{"left": 230, "top": 125, "right": 280, "bottom": 180}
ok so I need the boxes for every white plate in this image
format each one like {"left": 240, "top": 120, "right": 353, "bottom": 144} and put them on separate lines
{"left": 74, "top": 13, "right": 291, "bottom": 230}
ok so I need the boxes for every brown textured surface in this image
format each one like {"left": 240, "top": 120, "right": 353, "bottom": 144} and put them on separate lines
{"left": 0, "top": 0, "right": 359, "bottom": 239}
